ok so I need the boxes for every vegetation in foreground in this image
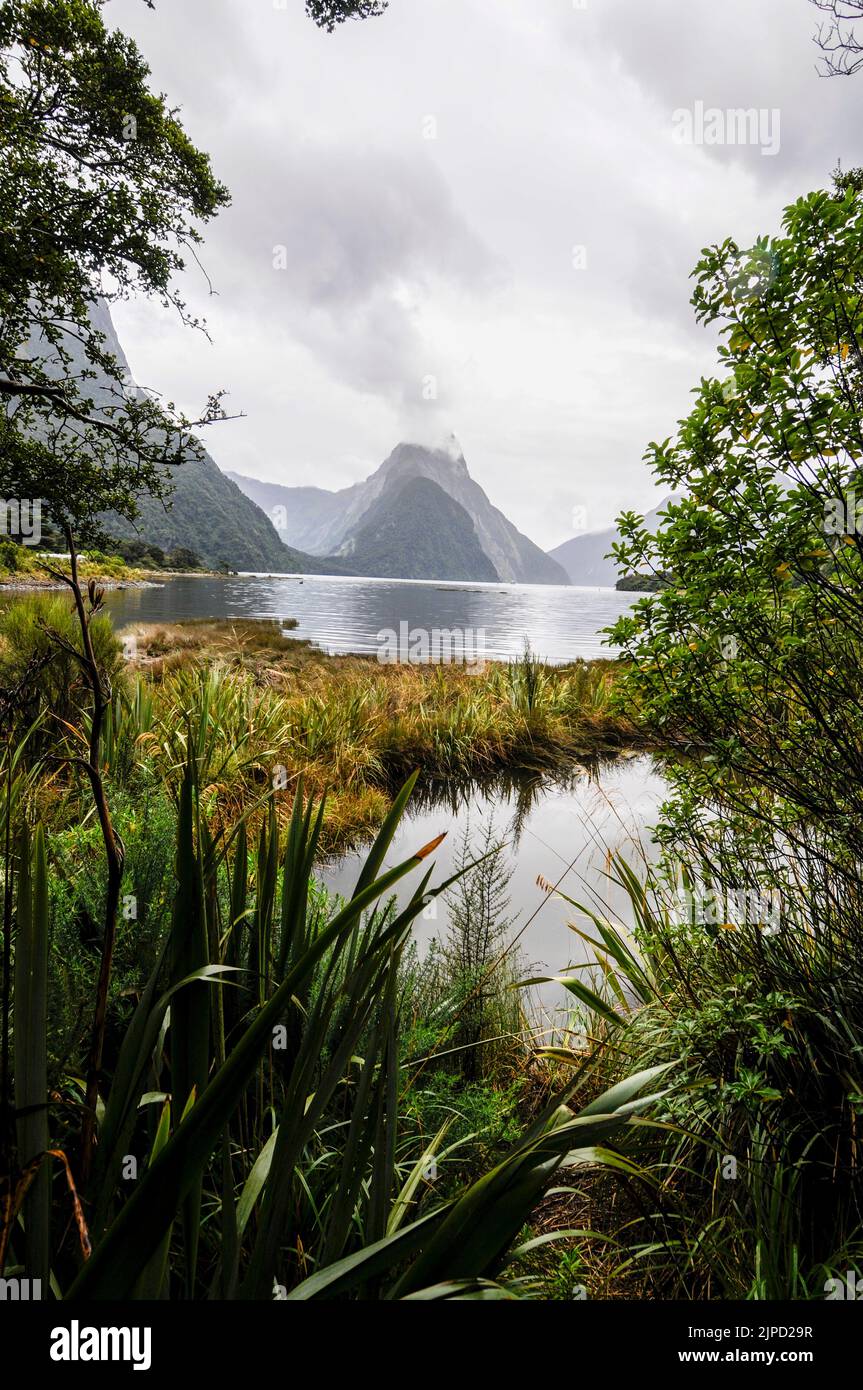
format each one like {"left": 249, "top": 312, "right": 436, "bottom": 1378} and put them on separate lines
{"left": 1, "top": 702, "right": 666, "bottom": 1300}
{"left": 579, "top": 168, "right": 863, "bottom": 1299}
{"left": 0, "top": 539, "right": 212, "bottom": 587}
{"left": 3, "top": 0, "right": 863, "bottom": 1306}
{"left": 0, "top": 592, "right": 652, "bottom": 1299}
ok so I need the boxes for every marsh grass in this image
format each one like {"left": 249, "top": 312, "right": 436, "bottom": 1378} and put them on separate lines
{"left": 114, "top": 621, "right": 637, "bottom": 851}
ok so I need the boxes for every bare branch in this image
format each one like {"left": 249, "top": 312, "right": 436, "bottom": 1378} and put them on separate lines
{"left": 812, "top": 0, "right": 863, "bottom": 75}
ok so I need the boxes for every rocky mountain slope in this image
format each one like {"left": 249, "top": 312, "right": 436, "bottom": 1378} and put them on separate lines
{"left": 333, "top": 474, "right": 500, "bottom": 582}
{"left": 229, "top": 434, "right": 568, "bottom": 585}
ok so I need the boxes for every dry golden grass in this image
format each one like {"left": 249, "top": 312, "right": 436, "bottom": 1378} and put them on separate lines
{"left": 117, "top": 619, "right": 641, "bottom": 851}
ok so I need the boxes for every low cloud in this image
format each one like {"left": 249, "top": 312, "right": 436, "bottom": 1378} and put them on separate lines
{"left": 107, "top": 0, "right": 861, "bottom": 549}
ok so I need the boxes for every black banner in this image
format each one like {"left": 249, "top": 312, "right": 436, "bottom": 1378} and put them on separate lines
{"left": 1, "top": 1298, "right": 855, "bottom": 1377}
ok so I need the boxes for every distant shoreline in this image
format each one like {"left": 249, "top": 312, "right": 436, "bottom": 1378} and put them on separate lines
{"left": 0, "top": 567, "right": 226, "bottom": 593}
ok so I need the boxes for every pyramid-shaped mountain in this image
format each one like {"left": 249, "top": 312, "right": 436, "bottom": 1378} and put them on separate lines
{"left": 229, "top": 435, "right": 568, "bottom": 585}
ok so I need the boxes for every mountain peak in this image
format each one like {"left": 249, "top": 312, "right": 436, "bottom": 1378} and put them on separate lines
{"left": 390, "top": 431, "right": 465, "bottom": 463}
{"left": 413, "top": 430, "right": 464, "bottom": 463}
{"left": 336, "top": 474, "right": 499, "bottom": 583}
{"left": 231, "top": 435, "right": 570, "bottom": 585}
{"left": 383, "top": 436, "right": 470, "bottom": 485}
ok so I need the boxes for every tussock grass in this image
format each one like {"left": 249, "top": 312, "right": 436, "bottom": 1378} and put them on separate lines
{"left": 116, "top": 620, "right": 639, "bottom": 851}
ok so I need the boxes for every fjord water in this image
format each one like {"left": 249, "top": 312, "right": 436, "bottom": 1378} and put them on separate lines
{"left": 323, "top": 758, "right": 665, "bottom": 1009}
{"left": 104, "top": 572, "right": 663, "bottom": 1002}
{"left": 103, "top": 573, "right": 639, "bottom": 664}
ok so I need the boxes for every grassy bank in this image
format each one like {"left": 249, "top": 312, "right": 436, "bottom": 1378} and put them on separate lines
{"left": 113, "top": 617, "right": 639, "bottom": 852}
{"left": 0, "top": 542, "right": 217, "bottom": 589}
{"left": 0, "top": 596, "right": 661, "bottom": 1302}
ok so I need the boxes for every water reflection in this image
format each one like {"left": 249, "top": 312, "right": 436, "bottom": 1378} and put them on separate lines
{"left": 404, "top": 757, "right": 632, "bottom": 853}
{"left": 321, "top": 755, "right": 666, "bottom": 1011}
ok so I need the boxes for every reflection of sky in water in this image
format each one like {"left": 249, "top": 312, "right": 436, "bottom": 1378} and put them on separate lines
{"left": 104, "top": 573, "right": 639, "bottom": 664}
{"left": 321, "top": 758, "right": 666, "bottom": 1022}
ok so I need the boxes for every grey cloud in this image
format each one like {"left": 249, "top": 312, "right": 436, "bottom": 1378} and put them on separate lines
{"left": 579, "top": 0, "right": 863, "bottom": 181}
{"left": 102, "top": 0, "right": 863, "bottom": 550}
{"left": 220, "top": 145, "right": 496, "bottom": 306}
{"left": 196, "top": 141, "right": 500, "bottom": 405}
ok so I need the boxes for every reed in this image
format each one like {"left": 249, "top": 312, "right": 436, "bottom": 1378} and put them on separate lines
{"left": 104, "top": 624, "right": 637, "bottom": 850}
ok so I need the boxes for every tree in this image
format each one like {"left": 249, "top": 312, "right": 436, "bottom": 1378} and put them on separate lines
{"left": 0, "top": 0, "right": 233, "bottom": 1175}
{"left": 1, "top": 0, "right": 391, "bottom": 1178}
{"left": 166, "top": 545, "right": 201, "bottom": 571}
{"left": 0, "top": 0, "right": 390, "bottom": 537}
{"left": 812, "top": 0, "right": 863, "bottom": 74}
{"left": 306, "top": 0, "right": 389, "bottom": 32}
{"left": 0, "top": 0, "right": 232, "bottom": 543}
{"left": 610, "top": 174, "right": 863, "bottom": 902}
{"left": 443, "top": 821, "right": 518, "bottom": 1081}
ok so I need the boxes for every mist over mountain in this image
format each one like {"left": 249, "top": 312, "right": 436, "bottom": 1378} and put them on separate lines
{"left": 229, "top": 434, "right": 568, "bottom": 585}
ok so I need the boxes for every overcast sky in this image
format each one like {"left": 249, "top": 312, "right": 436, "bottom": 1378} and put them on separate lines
{"left": 108, "top": 0, "right": 863, "bottom": 550}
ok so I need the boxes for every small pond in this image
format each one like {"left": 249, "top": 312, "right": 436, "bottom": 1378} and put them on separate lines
{"left": 321, "top": 755, "right": 665, "bottom": 1017}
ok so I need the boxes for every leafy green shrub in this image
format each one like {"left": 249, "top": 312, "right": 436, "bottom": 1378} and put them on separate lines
{"left": 556, "top": 860, "right": 863, "bottom": 1299}
{"left": 80, "top": 550, "right": 127, "bottom": 577}
{"left": 404, "top": 1070, "right": 523, "bottom": 1186}
{"left": 0, "top": 537, "right": 28, "bottom": 573}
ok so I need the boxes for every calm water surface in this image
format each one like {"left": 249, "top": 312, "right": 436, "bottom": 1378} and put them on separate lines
{"left": 103, "top": 573, "right": 637, "bottom": 664}
{"left": 322, "top": 758, "right": 665, "bottom": 1013}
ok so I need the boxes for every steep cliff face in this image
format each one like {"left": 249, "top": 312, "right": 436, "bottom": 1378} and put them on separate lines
{"left": 41, "top": 302, "right": 305, "bottom": 571}
{"left": 333, "top": 474, "right": 500, "bottom": 581}
{"left": 230, "top": 434, "right": 569, "bottom": 584}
